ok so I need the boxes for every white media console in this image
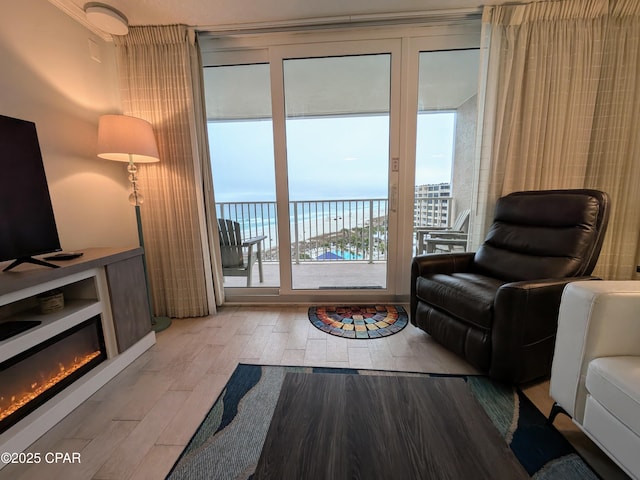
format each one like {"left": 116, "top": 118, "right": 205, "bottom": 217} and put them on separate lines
{"left": 0, "top": 247, "right": 156, "bottom": 467}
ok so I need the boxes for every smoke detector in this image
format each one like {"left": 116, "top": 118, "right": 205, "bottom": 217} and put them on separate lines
{"left": 84, "top": 3, "right": 129, "bottom": 36}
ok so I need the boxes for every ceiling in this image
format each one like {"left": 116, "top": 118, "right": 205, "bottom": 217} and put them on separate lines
{"left": 49, "top": 0, "right": 496, "bottom": 38}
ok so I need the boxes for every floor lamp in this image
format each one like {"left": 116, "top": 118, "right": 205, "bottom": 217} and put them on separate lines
{"left": 97, "top": 114, "right": 171, "bottom": 332}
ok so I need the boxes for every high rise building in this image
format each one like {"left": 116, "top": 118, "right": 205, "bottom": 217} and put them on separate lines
{"left": 414, "top": 183, "right": 451, "bottom": 228}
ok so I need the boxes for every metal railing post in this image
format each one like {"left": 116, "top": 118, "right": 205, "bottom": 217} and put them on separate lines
{"left": 368, "top": 199, "right": 374, "bottom": 264}
{"left": 293, "top": 202, "right": 300, "bottom": 265}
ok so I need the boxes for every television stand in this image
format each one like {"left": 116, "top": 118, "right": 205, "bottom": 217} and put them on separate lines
{"left": 2, "top": 256, "right": 60, "bottom": 272}
{"left": 0, "top": 247, "right": 155, "bottom": 463}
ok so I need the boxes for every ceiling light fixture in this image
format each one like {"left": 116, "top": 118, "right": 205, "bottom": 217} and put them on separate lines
{"left": 84, "top": 3, "right": 129, "bottom": 36}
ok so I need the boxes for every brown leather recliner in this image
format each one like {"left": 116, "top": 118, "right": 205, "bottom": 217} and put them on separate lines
{"left": 410, "top": 189, "right": 610, "bottom": 384}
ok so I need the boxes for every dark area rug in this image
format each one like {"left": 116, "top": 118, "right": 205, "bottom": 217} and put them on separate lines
{"left": 308, "top": 305, "right": 408, "bottom": 338}
{"left": 166, "top": 364, "right": 599, "bottom": 480}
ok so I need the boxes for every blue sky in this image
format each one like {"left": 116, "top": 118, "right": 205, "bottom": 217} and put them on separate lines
{"left": 208, "top": 112, "right": 454, "bottom": 203}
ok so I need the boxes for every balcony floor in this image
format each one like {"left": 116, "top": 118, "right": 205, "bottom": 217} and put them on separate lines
{"left": 221, "top": 261, "right": 387, "bottom": 290}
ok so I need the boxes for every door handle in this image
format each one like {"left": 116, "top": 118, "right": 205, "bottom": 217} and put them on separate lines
{"left": 390, "top": 184, "right": 398, "bottom": 213}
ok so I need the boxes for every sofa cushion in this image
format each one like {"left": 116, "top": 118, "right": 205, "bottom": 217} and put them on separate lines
{"left": 586, "top": 356, "right": 640, "bottom": 435}
{"left": 415, "top": 273, "right": 505, "bottom": 330}
{"left": 583, "top": 396, "right": 640, "bottom": 479}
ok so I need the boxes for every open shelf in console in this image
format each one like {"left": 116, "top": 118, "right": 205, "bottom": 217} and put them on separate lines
{"left": 0, "top": 271, "right": 103, "bottom": 364}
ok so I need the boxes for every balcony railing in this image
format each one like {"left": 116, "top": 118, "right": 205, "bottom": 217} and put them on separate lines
{"left": 216, "top": 199, "right": 388, "bottom": 263}
{"left": 216, "top": 196, "right": 452, "bottom": 263}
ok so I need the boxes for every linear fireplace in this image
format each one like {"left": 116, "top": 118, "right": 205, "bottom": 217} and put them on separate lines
{"left": 0, "top": 316, "right": 106, "bottom": 434}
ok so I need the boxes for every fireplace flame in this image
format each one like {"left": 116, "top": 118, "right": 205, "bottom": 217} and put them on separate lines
{"left": 0, "top": 350, "right": 101, "bottom": 423}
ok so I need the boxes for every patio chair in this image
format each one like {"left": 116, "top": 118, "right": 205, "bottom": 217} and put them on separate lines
{"left": 217, "top": 219, "right": 266, "bottom": 287}
{"left": 415, "top": 208, "right": 470, "bottom": 255}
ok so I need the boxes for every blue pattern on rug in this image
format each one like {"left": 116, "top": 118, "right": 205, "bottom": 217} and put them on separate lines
{"left": 167, "top": 364, "right": 599, "bottom": 480}
{"left": 215, "top": 364, "right": 262, "bottom": 435}
{"left": 510, "top": 391, "right": 578, "bottom": 475}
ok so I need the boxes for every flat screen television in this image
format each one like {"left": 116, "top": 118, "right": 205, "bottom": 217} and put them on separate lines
{"left": 0, "top": 114, "right": 62, "bottom": 272}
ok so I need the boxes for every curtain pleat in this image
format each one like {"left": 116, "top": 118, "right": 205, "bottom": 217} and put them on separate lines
{"left": 191, "top": 36, "right": 225, "bottom": 307}
{"left": 477, "top": 0, "right": 640, "bottom": 279}
{"left": 114, "top": 25, "right": 217, "bottom": 317}
{"left": 585, "top": 9, "right": 640, "bottom": 278}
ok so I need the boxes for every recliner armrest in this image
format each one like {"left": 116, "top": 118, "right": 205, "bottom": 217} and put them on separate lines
{"left": 410, "top": 253, "right": 475, "bottom": 321}
{"left": 490, "top": 276, "right": 599, "bottom": 383}
{"left": 411, "top": 252, "right": 475, "bottom": 277}
{"left": 550, "top": 281, "right": 640, "bottom": 423}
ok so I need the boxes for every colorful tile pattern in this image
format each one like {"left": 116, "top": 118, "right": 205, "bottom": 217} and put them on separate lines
{"left": 308, "top": 305, "right": 408, "bottom": 339}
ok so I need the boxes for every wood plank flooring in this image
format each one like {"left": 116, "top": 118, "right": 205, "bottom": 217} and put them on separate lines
{"left": 1, "top": 305, "right": 630, "bottom": 480}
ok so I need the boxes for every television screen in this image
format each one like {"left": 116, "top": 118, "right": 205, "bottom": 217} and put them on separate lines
{"left": 0, "top": 114, "right": 61, "bottom": 270}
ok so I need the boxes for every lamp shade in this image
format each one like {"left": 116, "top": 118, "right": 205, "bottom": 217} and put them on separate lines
{"left": 97, "top": 115, "right": 160, "bottom": 163}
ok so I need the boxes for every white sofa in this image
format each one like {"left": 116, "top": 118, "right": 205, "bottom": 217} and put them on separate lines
{"left": 550, "top": 281, "right": 640, "bottom": 480}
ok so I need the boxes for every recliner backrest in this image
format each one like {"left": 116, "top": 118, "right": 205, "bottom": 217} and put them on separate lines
{"left": 473, "top": 189, "right": 610, "bottom": 282}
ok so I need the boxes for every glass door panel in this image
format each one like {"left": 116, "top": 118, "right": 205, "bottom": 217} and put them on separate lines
{"left": 204, "top": 64, "right": 279, "bottom": 288}
{"left": 414, "top": 49, "right": 479, "bottom": 256}
{"left": 282, "top": 55, "right": 391, "bottom": 290}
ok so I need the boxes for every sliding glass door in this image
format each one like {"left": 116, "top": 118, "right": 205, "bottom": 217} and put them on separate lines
{"left": 204, "top": 63, "right": 280, "bottom": 289}
{"left": 200, "top": 23, "right": 481, "bottom": 301}
{"left": 281, "top": 54, "right": 392, "bottom": 290}
{"left": 413, "top": 49, "right": 480, "bottom": 256}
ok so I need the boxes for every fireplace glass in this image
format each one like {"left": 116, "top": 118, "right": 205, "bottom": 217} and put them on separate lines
{"left": 0, "top": 315, "right": 106, "bottom": 433}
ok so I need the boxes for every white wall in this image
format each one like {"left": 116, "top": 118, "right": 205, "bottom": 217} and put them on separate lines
{"left": 0, "top": 0, "right": 137, "bottom": 252}
{"left": 452, "top": 94, "right": 477, "bottom": 219}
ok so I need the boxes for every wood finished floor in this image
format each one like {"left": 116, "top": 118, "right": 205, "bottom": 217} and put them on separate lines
{"left": 1, "top": 305, "right": 630, "bottom": 480}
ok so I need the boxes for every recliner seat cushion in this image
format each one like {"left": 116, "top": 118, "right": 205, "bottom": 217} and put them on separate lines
{"left": 586, "top": 356, "right": 640, "bottom": 436}
{"left": 415, "top": 273, "right": 505, "bottom": 330}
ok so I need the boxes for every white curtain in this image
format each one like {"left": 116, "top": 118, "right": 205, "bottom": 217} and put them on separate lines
{"left": 114, "top": 25, "right": 219, "bottom": 317}
{"left": 475, "top": 0, "right": 640, "bottom": 279}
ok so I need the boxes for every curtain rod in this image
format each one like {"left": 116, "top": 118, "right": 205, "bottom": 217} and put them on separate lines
{"left": 195, "top": 8, "right": 482, "bottom": 37}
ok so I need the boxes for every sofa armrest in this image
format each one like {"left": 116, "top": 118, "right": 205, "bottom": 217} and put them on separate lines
{"left": 490, "top": 276, "right": 599, "bottom": 383}
{"left": 550, "top": 281, "right": 640, "bottom": 423}
{"left": 410, "top": 253, "right": 475, "bottom": 321}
